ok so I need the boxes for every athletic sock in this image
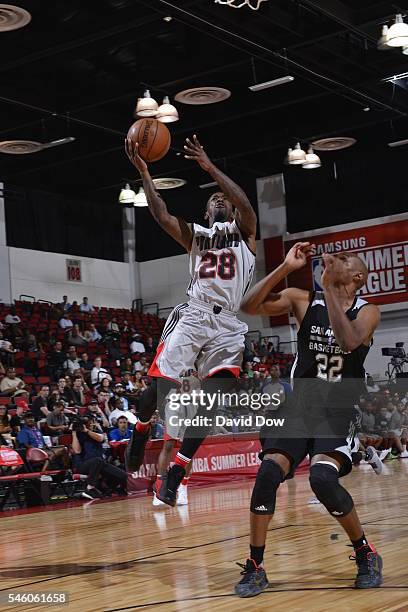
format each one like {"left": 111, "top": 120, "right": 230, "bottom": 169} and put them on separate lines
{"left": 181, "top": 477, "right": 189, "bottom": 486}
{"left": 174, "top": 453, "right": 191, "bottom": 469}
{"left": 352, "top": 533, "right": 369, "bottom": 551}
{"left": 135, "top": 420, "right": 150, "bottom": 434}
{"left": 250, "top": 545, "right": 265, "bottom": 567}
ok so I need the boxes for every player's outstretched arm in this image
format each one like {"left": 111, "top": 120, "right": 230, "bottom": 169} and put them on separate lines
{"left": 183, "top": 135, "right": 256, "bottom": 242}
{"left": 321, "top": 254, "right": 380, "bottom": 351}
{"left": 241, "top": 242, "right": 313, "bottom": 318}
{"left": 125, "top": 139, "right": 193, "bottom": 252}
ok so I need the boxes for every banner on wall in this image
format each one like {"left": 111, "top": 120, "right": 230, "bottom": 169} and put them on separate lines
{"left": 285, "top": 219, "right": 408, "bottom": 305}
{"left": 66, "top": 259, "right": 82, "bottom": 283}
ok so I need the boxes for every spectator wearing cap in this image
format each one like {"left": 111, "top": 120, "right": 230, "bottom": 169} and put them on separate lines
{"left": 31, "top": 385, "right": 50, "bottom": 421}
{"left": 130, "top": 333, "right": 145, "bottom": 355}
{"left": 13, "top": 389, "right": 29, "bottom": 413}
{"left": 122, "top": 372, "right": 136, "bottom": 393}
{"left": 91, "top": 357, "right": 112, "bottom": 387}
{"left": 59, "top": 312, "right": 73, "bottom": 330}
{"left": 86, "top": 399, "right": 110, "bottom": 430}
{"left": 46, "top": 401, "right": 70, "bottom": 437}
{"left": 17, "top": 412, "right": 46, "bottom": 449}
{"left": 108, "top": 415, "right": 133, "bottom": 442}
{"left": 113, "top": 383, "right": 129, "bottom": 411}
{"left": 79, "top": 297, "right": 94, "bottom": 313}
{"left": 0, "top": 367, "right": 26, "bottom": 397}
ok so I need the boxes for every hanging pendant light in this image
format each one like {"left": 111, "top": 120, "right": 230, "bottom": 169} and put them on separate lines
{"left": 157, "top": 96, "right": 179, "bottom": 123}
{"left": 134, "top": 187, "right": 148, "bottom": 207}
{"left": 135, "top": 90, "right": 159, "bottom": 117}
{"left": 377, "top": 25, "right": 390, "bottom": 50}
{"left": 302, "top": 147, "right": 321, "bottom": 169}
{"left": 386, "top": 14, "right": 408, "bottom": 48}
{"left": 288, "top": 142, "right": 306, "bottom": 165}
{"left": 119, "top": 183, "right": 136, "bottom": 205}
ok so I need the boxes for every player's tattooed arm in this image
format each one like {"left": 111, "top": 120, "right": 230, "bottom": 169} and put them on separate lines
{"left": 241, "top": 242, "right": 313, "bottom": 320}
{"left": 321, "top": 255, "right": 380, "bottom": 351}
{"left": 125, "top": 139, "right": 193, "bottom": 252}
{"left": 183, "top": 135, "right": 256, "bottom": 245}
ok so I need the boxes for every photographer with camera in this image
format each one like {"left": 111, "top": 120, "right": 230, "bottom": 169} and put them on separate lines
{"left": 71, "top": 414, "right": 127, "bottom": 499}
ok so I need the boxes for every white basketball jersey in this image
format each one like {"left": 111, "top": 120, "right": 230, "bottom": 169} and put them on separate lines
{"left": 187, "top": 220, "right": 255, "bottom": 312}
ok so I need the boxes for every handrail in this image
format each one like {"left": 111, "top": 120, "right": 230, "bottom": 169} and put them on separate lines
{"left": 142, "top": 302, "right": 159, "bottom": 316}
{"left": 18, "top": 294, "right": 35, "bottom": 303}
{"left": 37, "top": 299, "right": 52, "bottom": 307}
{"left": 158, "top": 306, "right": 174, "bottom": 319}
{"left": 132, "top": 298, "right": 143, "bottom": 313}
{"left": 260, "top": 334, "right": 281, "bottom": 351}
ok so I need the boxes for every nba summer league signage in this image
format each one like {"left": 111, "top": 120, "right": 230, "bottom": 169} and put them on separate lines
{"left": 264, "top": 216, "right": 408, "bottom": 323}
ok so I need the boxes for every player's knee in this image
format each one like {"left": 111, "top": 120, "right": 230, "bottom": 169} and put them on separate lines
{"left": 309, "top": 463, "right": 354, "bottom": 518}
{"left": 250, "top": 459, "right": 285, "bottom": 515}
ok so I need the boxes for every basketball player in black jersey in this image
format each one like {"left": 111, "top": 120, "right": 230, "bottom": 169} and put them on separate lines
{"left": 234, "top": 243, "right": 382, "bottom": 597}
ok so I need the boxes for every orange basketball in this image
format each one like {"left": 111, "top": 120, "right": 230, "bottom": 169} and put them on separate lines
{"left": 127, "top": 118, "right": 171, "bottom": 162}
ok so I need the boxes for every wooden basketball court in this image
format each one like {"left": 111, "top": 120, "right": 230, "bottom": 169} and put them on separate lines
{"left": 1, "top": 462, "right": 408, "bottom": 611}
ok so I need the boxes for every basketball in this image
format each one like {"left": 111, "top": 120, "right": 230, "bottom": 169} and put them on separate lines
{"left": 127, "top": 118, "right": 171, "bottom": 162}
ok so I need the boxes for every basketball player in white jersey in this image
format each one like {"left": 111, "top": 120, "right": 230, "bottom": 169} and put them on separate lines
{"left": 125, "top": 134, "right": 257, "bottom": 505}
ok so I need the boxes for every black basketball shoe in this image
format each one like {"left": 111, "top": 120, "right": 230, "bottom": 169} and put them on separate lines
{"left": 125, "top": 424, "right": 151, "bottom": 472}
{"left": 234, "top": 559, "right": 269, "bottom": 598}
{"left": 352, "top": 544, "right": 383, "bottom": 588}
{"left": 155, "top": 464, "right": 185, "bottom": 507}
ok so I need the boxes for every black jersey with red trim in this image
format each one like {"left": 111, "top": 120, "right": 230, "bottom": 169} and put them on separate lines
{"left": 292, "top": 291, "right": 370, "bottom": 382}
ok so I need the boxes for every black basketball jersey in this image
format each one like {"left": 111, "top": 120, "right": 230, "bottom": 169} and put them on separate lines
{"left": 292, "top": 291, "right": 371, "bottom": 382}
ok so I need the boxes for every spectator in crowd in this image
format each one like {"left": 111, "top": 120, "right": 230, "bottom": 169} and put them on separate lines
{"left": 64, "top": 346, "right": 81, "bottom": 374}
{"left": 145, "top": 336, "right": 157, "bottom": 355}
{"left": 0, "top": 367, "right": 26, "bottom": 397}
{"left": 366, "top": 375, "right": 380, "bottom": 394}
{"left": 122, "top": 372, "right": 135, "bottom": 393}
{"left": 67, "top": 325, "right": 88, "bottom": 347}
{"left": 59, "top": 312, "right": 73, "bottom": 330}
{"left": 48, "top": 341, "right": 66, "bottom": 380}
{"left": 0, "top": 405, "right": 13, "bottom": 445}
{"left": 84, "top": 323, "right": 102, "bottom": 343}
{"left": 134, "top": 356, "right": 148, "bottom": 374}
{"left": 79, "top": 352, "right": 93, "bottom": 374}
{"left": 108, "top": 415, "right": 133, "bottom": 442}
{"left": 66, "top": 377, "right": 86, "bottom": 408}
{"left": 17, "top": 412, "right": 69, "bottom": 467}
{"left": 151, "top": 412, "right": 164, "bottom": 439}
{"left": 46, "top": 401, "right": 70, "bottom": 437}
{"left": 13, "top": 389, "right": 29, "bottom": 413}
{"left": 121, "top": 357, "right": 134, "bottom": 374}
{"left": 91, "top": 357, "right": 112, "bottom": 387}
{"left": 57, "top": 378, "right": 72, "bottom": 405}
{"left": 113, "top": 383, "right": 129, "bottom": 411}
{"left": 262, "top": 365, "right": 291, "bottom": 409}
{"left": 130, "top": 333, "right": 145, "bottom": 355}
{"left": 107, "top": 317, "right": 120, "bottom": 334}
{"left": 375, "top": 405, "right": 392, "bottom": 436}
{"left": 99, "top": 377, "right": 113, "bottom": 397}
{"left": 31, "top": 385, "right": 50, "bottom": 421}
{"left": 134, "top": 371, "right": 148, "bottom": 394}
{"left": 108, "top": 398, "right": 137, "bottom": 426}
{"left": 79, "top": 297, "right": 94, "bottom": 313}
{"left": 71, "top": 415, "right": 127, "bottom": 498}
{"left": 0, "top": 332, "right": 15, "bottom": 366}
{"left": 59, "top": 296, "right": 71, "bottom": 312}
{"left": 97, "top": 391, "right": 111, "bottom": 417}
{"left": 25, "top": 333, "right": 38, "bottom": 352}
{"left": 389, "top": 402, "right": 408, "bottom": 458}
{"left": 86, "top": 399, "right": 110, "bottom": 430}
{"left": 5, "top": 307, "right": 21, "bottom": 326}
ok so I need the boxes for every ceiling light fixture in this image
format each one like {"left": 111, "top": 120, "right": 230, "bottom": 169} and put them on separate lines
{"left": 156, "top": 96, "right": 179, "bottom": 123}
{"left": 153, "top": 177, "right": 186, "bottom": 189}
{"left": 388, "top": 138, "right": 408, "bottom": 147}
{"left": 249, "top": 76, "right": 294, "bottom": 92}
{"left": 377, "top": 25, "right": 390, "bottom": 50}
{"left": 383, "top": 71, "right": 408, "bottom": 82}
{"left": 135, "top": 89, "right": 158, "bottom": 117}
{"left": 134, "top": 187, "right": 148, "bottom": 207}
{"left": 119, "top": 183, "right": 136, "bottom": 205}
{"left": 199, "top": 181, "right": 218, "bottom": 189}
{"left": 287, "top": 143, "right": 306, "bottom": 165}
{"left": 302, "top": 147, "right": 321, "bottom": 170}
{"left": 385, "top": 14, "right": 408, "bottom": 48}
{"left": 0, "top": 4, "right": 31, "bottom": 31}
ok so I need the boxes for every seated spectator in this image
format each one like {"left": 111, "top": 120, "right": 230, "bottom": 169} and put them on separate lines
{"left": 130, "top": 333, "right": 145, "bottom": 355}
{"left": 0, "top": 367, "right": 26, "bottom": 396}
{"left": 67, "top": 325, "right": 87, "bottom": 347}
{"left": 262, "top": 365, "right": 291, "bottom": 409}
{"left": 79, "top": 297, "right": 94, "bottom": 313}
{"left": 71, "top": 418, "right": 128, "bottom": 499}
{"left": 84, "top": 323, "right": 102, "bottom": 343}
{"left": 122, "top": 372, "right": 136, "bottom": 393}
{"left": 64, "top": 346, "right": 81, "bottom": 374}
{"left": 47, "top": 341, "right": 66, "bottom": 381}
{"left": 0, "top": 405, "right": 12, "bottom": 442}
{"left": 18, "top": 412, "right": 70, "bottom": 469}
{"left": 108, "top": 415, "right": 133, "bottom": 442}
{"left": 13, "top": 389, "right": 30, "bottom": 413}
{"left": 99, "top": 377, "right": 113, "bottom": 398}
{"left": 46, "top": 400, "right": 70, "bottom": 437}
{"left": 79, "top": 351, "right": 93, "bottom": 373}
{"left": 97, "top": 391, "right": 112, "bottom": 417}
{"left": 65, "top": 377, "right": 86, "bottom": 408}
{"left": 389, "top": 402, "right": 408, "bottom": 457}
{"left": 108, "top": 398, "right": 137, "bottom": 426}
{"left": 121, "top": 357, "right": 134, "bottom": 374}
{"left": 113, "top": 383, "right": 129, "bottom": 411}
{"left": 375, "top": 405, "right": 392, "bottom": 436}
{"left": 134, "top": 371, "right": 147, "bottom": 394}
{"left": 107, "top": 317, "right": 120, "bottom": 334}
{"left": 134, "top": 356, "right": 148, "bottom": 374}
{"left": 31, "top": 385, "right": 50, "bottom": 421}
{"left": 56, "top": 377, "right": 72, "bottom": 405}
{"left": 86, "top": 399, "right": 110, "bottom": 430}
{"left": 0, "top": 332, "right": 15, "bottom": 366}
{"left": 25, "top": 333, "right": 38, "bottom": 352}
{"left": 59, "top": 295, "right": 72, "bottom": 312}
{"left": 5, "top": 306, "right": 21, "bottom": 326}
{"left": 59, "top": 313, "right": 73, "bottom": 330}
{"left": 144, "top": 336, "right": 158, "bottom": 355}
{"left": 91, "top": 357, "right": 112, "bottom": 386}
{"left": 151, "top": 412, "right": 164, "bottom": 439}
{"left": 366, "top": 375, "right": 380, "bottom": 394}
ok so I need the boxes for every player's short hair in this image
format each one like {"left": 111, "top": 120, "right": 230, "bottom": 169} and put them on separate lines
{"left": 350, "top": 255, "right": 368, "bottom": 289}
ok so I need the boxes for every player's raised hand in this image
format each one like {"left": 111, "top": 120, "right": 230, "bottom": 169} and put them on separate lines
{"left": 284, "top": 242, "right": 315, "bottom": 271}
{"left": 125, "top": 139, "right": 148, "bottom": 175}
{"left": 321, "top": 253, "right": 342, "bottom": 287}
{"left": 184, "top": 135, "right": 212, "bottom": 171}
